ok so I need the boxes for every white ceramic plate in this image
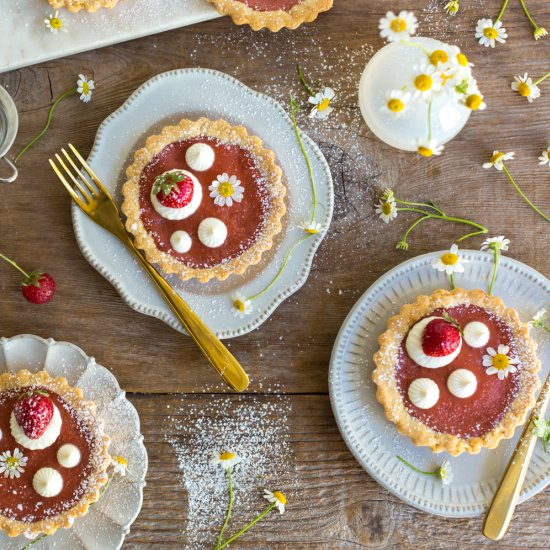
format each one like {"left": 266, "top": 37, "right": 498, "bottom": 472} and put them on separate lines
{"left": 72, "top": 68, "right": 333, "bottom": 339}
{"left": 1, "top": 1, "right": 220, "bottom": 73}
{"left": 0, "top": 335, "right": 147, "bottom": 549}
{"left": 329, "top": 250, "right": 550, "bottom": 518}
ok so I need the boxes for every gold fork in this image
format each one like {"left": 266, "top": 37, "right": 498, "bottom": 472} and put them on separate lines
{"left": 49, "top": 143, "right": 249, "bottom": 392}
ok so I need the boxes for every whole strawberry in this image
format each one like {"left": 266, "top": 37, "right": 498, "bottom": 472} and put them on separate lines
{"left": 14, "top": 390, "right": 54, "bottom": 439}
{"left": 422, "top": 318, "right": 461, "bottom": 357}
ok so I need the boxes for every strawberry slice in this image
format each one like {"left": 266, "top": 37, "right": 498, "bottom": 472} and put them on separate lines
{"left": 422, "top": 318, "right": 461, "bottom": 357}
{"left": 153, "top": 171, "right": 194, "bottom": 209}
{"left": 13, "top": 390, "right": 54, "bottom": 439}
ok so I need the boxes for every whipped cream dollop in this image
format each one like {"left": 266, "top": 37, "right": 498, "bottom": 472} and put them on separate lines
{"left": 408, "top": 378, "right": 440, "bottom": 409}
{"left": 463, "top": 321, "right": 490, "bottom": 348}
{"left": 33, "top": 467, "right": 63, "bottom": 498}
{"left": 57, "top": 443, "right": 81, "bottom": 468}
{"left": 447, "top": 369, "right": 477, "bottom": 398}
{"left": 185, "top": 143, "right": 215, "bottom": 171}
{"left": 198, "top": 217, "right": 227, "bottom": 248}
{"left": 150, "top": 170, "right": 202, "bottom": 221}
{"left": 170, "top": 230, "right": 192, "bottom": 253}
{"left": 406, "top": 316, "right": 462, "bottom": 368}
{"left": 10, "top": 405, "right": 62, "bottom": 450}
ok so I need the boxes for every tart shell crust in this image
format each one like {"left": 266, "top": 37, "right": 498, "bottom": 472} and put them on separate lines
{"left": 48, "top": 0, "right": 119, "bottom": 12}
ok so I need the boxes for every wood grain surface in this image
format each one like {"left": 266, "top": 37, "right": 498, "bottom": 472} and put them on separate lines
{"left": 1, "top": 0, "right": 549, "bottom": 548}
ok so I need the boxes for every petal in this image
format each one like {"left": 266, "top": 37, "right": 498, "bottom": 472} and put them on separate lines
{"left": 482, "top": 357, "right": 493, "bottom": 367}
{"left": 324, "top": 87, "right": 336, "bottom": 100}
{"left": 487, "top": 347, "right": 496, "bottom": 356}
{"left": 486, "top": 367, "right": 497, "bottom": 375}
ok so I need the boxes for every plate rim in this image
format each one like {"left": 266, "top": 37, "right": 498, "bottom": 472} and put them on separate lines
{"left": 72, "top": 67, "right": 334, "bottom": 339}
{"left": 329, "top": 249, "right": 550, "bottom": 518}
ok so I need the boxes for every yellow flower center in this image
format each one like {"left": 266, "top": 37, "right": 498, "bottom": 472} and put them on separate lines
{"left": 218, "top": 181, "right": 234, "bottom": 198}
{"left": 492, "top": 354, "right": 510, "bottom": 370}
{"left": 517, "top": 82, "right": 531, "bottom": 97}
{"left": 234, "top": 300, "right": 245, "bottom": 312}
{"left": 6, "top": 457, "right": 18, "bottom": 468}
{"left": 429, "top": 50, "right": 448, "bottom": 65}
{"left": 382, "top": 201, "right": 393, "bottom": 215}
{"left": 317, "top": 98, "right": 331, "bottom": 112}
{"left": 387, "top": 98, "right": 405, "bottom": 112}
{"left": 390, "top": 18, "right": 407, "bottom": 33}
{"left": 51, "top": 18, "right": 62, "bottom": 29}
{"left": 456, "top": 53, "right": 469, "bottom": 67}
{"left": 418, "top": 146, "right": 433, "bottom": 157}
{"left": 81, "top": 81, "right": 90, "bottom": 95}
{"left": 305, "top": 227, "right": 318, "bottom": 234}
{"left": 484, "top": 27, "right": 498, "bottom": 39}
{"left": 115, "top": 455, "right": 128, "bottom": 466}
{"left": 465, "top": 94, "right": 483, "bottom": 110}
{"left": 220, "top": 452, "right": 235, "bottom": 461}
{"left": 441, "top": 252, "right": 459, "bottom": 265}
{"left": 490, "top": 152, "right": 504, "bottom": 164}
{"left": 273, "top": 491, "right": 287, "bottom": 504}
{"left": 414, "top": 74, "right": 433, "bottom": 91}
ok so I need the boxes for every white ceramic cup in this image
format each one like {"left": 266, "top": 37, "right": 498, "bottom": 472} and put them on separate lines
{"left": 0, "top": 86, "right": 18, "bottom": 183}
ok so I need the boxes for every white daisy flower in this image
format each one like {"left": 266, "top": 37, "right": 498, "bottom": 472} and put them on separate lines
{"left": 511, "top": 73, "right": 541, "bottom": 103}
{"left": 480, "top": 236, "right": 510, "bottom": 252}
{"left": 77, "top": 74, "right": 95, "bottom": 103}
{"left": 263, "top": 489, "right": 287, "bottom": 514}
{"left": 383, "top": 90, "right": 412, "bottom": 119}
{"left": 482, "top": 151, "right": 515, "bottom": 171}
{"left": 375, "top": 192, "right": 397, "bottom": 224}
{"left": 528, "top": 308, "right": 548, "bottom": 329}
{"left": 308, "top": 87, "right": 336, "bottom": 119}
{"left": 417, "top": 138, "right": 444, "bottom": 157}
{"left": 438, "top": 460, "right": 453, "bottom": 487}
{"left": 111, "top": 455, "right": 128, "bottom": 476}
{"left": 44, "top": 11, "right": 67, "bottom": 34}
{"left": 475, "top": 18, "right": 508, "bottom": 48}
{"left": 211, "top": 451, "right": 241, "bottom": 471}
{"left": 379, "top": 10, "right": 418, "bottom": 42}
{"left": 298, "top": 220, "right": 323, "bottom": 235}
{"left": 482, "top": 344, "right": 519, "bottom": 379}
{"left": 209, "top": 174, "right": 244, "bottom": 207}
{"left": 539, "top": 148, "right": 550, "bottom": 166}
{"left": 0, "top": 448, "right": 28, "bottom": 479}
{"left": 231, "top": 293, "right": 253, "bottom": 318}
{"left": 411, "top": 64, "right": 443, "bottom": 101}
{"left": 432, "top": 244, "right": 467, "bottom": 275}
{"left": 454, "top": 49, "right": 474, "bottom": 71}
{"left": 460, "top": 91, "right": 487, "bottom": 111}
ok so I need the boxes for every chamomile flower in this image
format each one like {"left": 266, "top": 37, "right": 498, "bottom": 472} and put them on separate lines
{"left": 460, "top": 91, "right": 487, "bottom": 111}
{"left": 534, "top": 27, "right": 548, "bottom": 41}
{"left": 454, "top": 49, "right": 474, "bottom": 70}
{"left": 483, "top": 344, "right": 519, "bottom": 379}
{"left": 212, "top": 451, "right": 241, "bottom": 471}
{"left": 432, "top": 244, "right": 467, "bottom": 275}
{"left": 481, "top": 235, "right": 510, "bottom": 252}
{"left": 263, "top": 489, "right": 287, "bottom": 514}
{"left": 111, "top": 455, "right": 128, "bottom": 476}
{"left": 231, "top": 293, "right": 253, "bottom": 318}
{"left": 209, "top": 174, "right": 244, "bottom": 207}
{"left": 511, "top": 73, "right": 541, "bottom": 102}
{"left": 539, "top": 148, "right": 550, "bottom": 166}
{"left": 528, "top": 308, "right": 548, "bottom": 329}
{"left": 375, "top": 190, "right": 397, "bottom": 223}
{"left": 482, "top": 151, "right": 515, "bottom": 171}
{"left": 44, "top": 11, "right": 67, "bottom": 34}
{"left": 379, "top": 11, "right": 418, "bottom": 42}
{"left": 298, "top": 220, "right": 323, "bottom": 235}
{"left": 308, "top": 87, "right": 336, "bottom": 119}
{"left": 76, "top": 75, "right": 94, "bottom": 103}
{"left": 444, "top": 1, "right": 460, "bottom": 16}
{"left": 438, "top": 460, "right": 454, "bottom": 487}
{"left": 475, "top": 19, "right": 507, "bottom": 48}
{"left": 0, "top": 448, "right": 28, "bottom": 479}
{"left": 417, "top": 138, "right": 444, "bottom": 157}
{"left": 411, "top": 64, "right": 443, "bottom": 101}
{"left": 383, "top": 90, "right": 412, "bottom": 119}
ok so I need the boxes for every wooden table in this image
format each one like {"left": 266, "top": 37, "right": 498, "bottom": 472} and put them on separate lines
{"left": 1, "top": 1, "right": 549, "bottom": 548}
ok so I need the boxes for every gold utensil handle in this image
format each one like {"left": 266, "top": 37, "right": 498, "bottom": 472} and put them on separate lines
{"left": 483, "top": 372, "right": 550, "bottom": 541}
{"left": 127, "top": 239, "right": 249, "bottom": 392}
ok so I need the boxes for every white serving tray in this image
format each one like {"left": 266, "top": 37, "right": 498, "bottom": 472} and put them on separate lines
{"left": 1, "top": 0, "right": 221, "bottom": 73}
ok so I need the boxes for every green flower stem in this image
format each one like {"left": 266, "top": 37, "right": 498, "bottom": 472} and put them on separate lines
{"left": 501, "top": 164, "right": 550, "bottom": 223}
{"left": 518, "top": 0, "right": 540, "bottom": 31}
{"left": 218, "top": 503, "right": 276, "bottom": 549}
{"left": 215, "top": 468, "right": 234, "bottom": 550}
{"left": 450, "top": 273, "right": 455, "bottom": 290}
{"left": 14, "top": 88, "right": 77, "bottom": 164}
{"left": 395, "top": 198, "right": 445, "bottom": 216}
{"left": 427, "top": 100, "right": 433, "bottom": 141}
{"left": 290, "top": 95, "right": 317, "bottom": 224}
{"left": 397, "top": 456, "right": 438, "bottom": 477}
{"left": 488, "top": 247, "right": 499, "bottom": 295}
{"left": 495, "top": 0, "right": 510, "bottom": 23}
{"left": 296, "top": 64, "right": 315, "bottom": 97}
{"left": 20, "top": 534, "right": 48, "bottom": 550}
{"left": 400, "top": 40, "right": 430, "bottom": 56}
{"left": 248, "top": 234, "right": 313, "bottom": 302}
{"left": 534, "top": 71, "right": 550, "bottom": 86}
{"left": 399, "top": 215, "right": 430, "bottom": 248}
{"left": 0, "top": 253, "right": 30, "bottom": 278}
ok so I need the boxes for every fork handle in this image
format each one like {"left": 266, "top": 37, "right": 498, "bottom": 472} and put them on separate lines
{"left": 128, "top": 241, "right": 250, "bottom": 392}
{"left": 483, "top": 372, "right": 550, "bottom": 540}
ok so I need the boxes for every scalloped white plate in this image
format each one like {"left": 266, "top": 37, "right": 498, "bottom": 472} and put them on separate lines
{"left": 329, "top": 251, "right": 550, "bottom": 518}
{"left": 72, "top": 68, "right": 333, "bottom": 339}
{"left": 0, "top": 335, "right": 147, "bottom": 549}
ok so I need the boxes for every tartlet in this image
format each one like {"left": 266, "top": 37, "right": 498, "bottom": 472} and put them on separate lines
{"left": 48, "top": 0, "right": 120, "bottom": 12}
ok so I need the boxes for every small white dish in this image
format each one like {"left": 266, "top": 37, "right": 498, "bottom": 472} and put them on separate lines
{"left": 0, "top": 335, "right": 147, "bottom": 549}
{"left": 329, "top": 251, "right": 550, "bottom": 517}
{"left": 72, "top": 68, "right": 334, "bottom": 339}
